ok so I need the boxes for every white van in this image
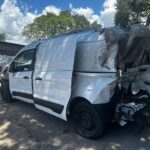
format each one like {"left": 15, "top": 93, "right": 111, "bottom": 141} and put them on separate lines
{"left": 1, "top": 25, "right": 150, "bottom": 139}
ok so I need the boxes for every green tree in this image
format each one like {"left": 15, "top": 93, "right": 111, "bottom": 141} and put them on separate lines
{"left": 115, "top": 0, "right": 150, "bottom": 28}
{"left": 23, "top": 11, "right": 101, "bottom": 40}
{"left": 115, "top": 0, "right": 130, "bottom": 28}
{"left": 0, "top": 33, "right": 5, "bottom": 41}
{"left": 91, "top": 21, "right": 102, "bottom": 29}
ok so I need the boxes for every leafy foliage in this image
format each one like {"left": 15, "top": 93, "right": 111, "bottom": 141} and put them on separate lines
{"left": 115, "top": 0, "right": 150, "bottom": 28}
{"left": 23, "top": 11, "right": 102, "bottom": 40}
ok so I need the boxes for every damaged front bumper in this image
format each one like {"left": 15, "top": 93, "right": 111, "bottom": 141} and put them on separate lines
{"left": 116, "top": 88, "right": 150, "bottom": 126}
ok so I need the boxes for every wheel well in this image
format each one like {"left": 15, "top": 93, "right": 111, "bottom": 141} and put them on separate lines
{"left": 68, "top": 97, "right": 90, "bottom": 115}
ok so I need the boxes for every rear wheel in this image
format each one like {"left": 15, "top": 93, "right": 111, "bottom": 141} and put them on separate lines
{"left": 1, "top": 79, "right": 14, "bottom": 103}
{"left": 72, "top": 101, "right": 105, "bottom": 139}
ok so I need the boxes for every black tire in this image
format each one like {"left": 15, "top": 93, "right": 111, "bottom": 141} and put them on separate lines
{"left": 1, "top": 79, "right": 14, "bottom": 103}
{"left": 72, "top": 101, "right": 105, "bottom": 139}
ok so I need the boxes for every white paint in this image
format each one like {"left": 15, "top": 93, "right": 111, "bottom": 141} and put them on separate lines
{"left": 71, "top": 73, "right": 117, "bottom": 104}
{"left": 9, "top": 71, "right": 33, "bottom": 95}
{"left": 33, "top": 34, "right": 78, "bottom": 120}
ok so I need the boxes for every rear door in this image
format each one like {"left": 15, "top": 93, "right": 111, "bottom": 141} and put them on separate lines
{"left": 33, "top": 36, "right": 78, "bottom": 120}
{"left": 9, "top": 49, "right": 35, "bottom": 103}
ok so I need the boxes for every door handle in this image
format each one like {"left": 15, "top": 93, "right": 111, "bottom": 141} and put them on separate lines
{"left": 144, "top": 81, "right": 150, "bottom": 85}
{"left": 35, "top": 77, "right": 42, "bottom": 81}
{"left": 23, "top": 76, "right": 29, "bottom": 79}
{"left": 139, "top": 68, "right": 147, "bottom": 72}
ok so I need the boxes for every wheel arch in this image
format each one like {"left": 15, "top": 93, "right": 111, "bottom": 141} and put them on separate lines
{"left": 66, "top": 96, "right": 91, "bottom": 117}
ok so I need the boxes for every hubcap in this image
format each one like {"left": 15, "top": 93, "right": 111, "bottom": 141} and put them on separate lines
{"left": 76, "top": 110, "right": 96, "bottom": 131}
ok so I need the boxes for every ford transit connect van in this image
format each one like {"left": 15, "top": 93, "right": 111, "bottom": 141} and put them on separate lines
{"left": 1, "top": 25, "right": 150, "bottom": 139}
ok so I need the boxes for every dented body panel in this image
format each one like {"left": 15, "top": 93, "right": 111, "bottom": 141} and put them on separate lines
{"left": 71, "top": 72, "right": 117, "bottom": 104}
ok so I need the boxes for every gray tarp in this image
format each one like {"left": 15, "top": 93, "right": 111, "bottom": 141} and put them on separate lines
{"left": 99, "top": 24, "right": 150, "bottom": 70}
{"left": 117, "top": 25, "right": 150, "bottom": 68}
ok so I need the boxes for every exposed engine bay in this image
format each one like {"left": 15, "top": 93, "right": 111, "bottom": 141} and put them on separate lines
{"left": 116, "top": 88, "right": 150, "bottom": 126}
{"left": 114, "top": 25, "right": 150, "bottom": 126}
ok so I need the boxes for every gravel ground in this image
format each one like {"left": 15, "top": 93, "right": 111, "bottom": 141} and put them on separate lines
{"left": 0, "top": 96, "right": 150, "bottom": 150}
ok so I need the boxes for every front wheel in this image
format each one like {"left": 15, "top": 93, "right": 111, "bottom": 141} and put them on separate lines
{"left": 1, "top": 78, "right": 14, "bottom": 103}
{"left": 72, "top": 101, "right": 105, "bottom": 139}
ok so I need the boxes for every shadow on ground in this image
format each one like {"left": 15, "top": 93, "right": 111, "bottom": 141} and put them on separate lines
{"left": 0, "top": 97, "right": 150, "bottom": 150}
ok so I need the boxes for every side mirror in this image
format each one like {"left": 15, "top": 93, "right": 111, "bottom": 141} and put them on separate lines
{"left": 9, "top": 62, "right": 16, "bottom": 73}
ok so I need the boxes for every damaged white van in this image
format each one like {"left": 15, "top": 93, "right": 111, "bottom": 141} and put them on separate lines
{"left": 1, "top": 24, "right": 150, "bottom": 139}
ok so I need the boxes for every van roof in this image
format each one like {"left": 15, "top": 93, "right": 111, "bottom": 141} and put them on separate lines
{"left": 22, "top": 25, "right": 150, "bottom": 71}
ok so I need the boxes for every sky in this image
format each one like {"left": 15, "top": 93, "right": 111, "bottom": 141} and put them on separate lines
{"left": 0, "top": 0, "right": 117, "bottom": 44}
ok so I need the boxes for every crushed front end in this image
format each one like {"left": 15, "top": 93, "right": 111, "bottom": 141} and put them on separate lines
{"left": 115, "top": 24, "right": 150, "bottom": 126}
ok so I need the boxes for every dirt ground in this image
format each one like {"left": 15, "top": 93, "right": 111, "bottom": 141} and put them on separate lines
{"left": 0, "top": 96, "right": 150, "bottom": 150}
